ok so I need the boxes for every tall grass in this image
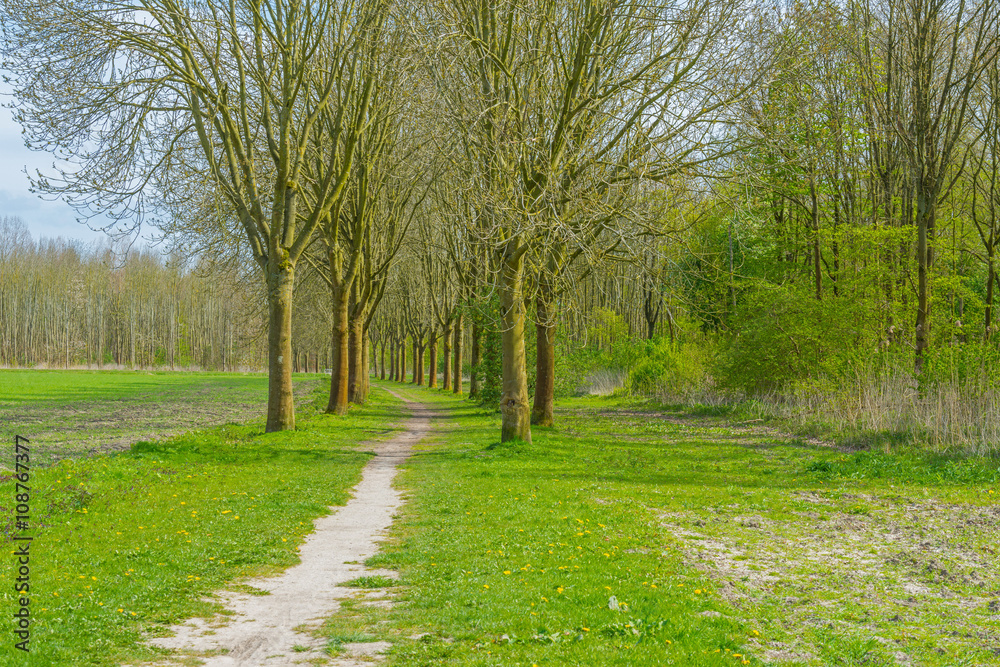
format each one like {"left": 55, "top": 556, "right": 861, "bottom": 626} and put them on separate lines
{"left": 655, "top": 355, "right": 1000, "bottom": 456}
{"left": 774, "top": 369, "right": 1000, "bottom": 455}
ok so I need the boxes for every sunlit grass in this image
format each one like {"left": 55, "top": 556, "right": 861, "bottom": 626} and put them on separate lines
{"left": 360, "top": 383, "right": 1000, "bottom": 666}
{"left": 0, "top": 380, "right": 402, "bottom": 666}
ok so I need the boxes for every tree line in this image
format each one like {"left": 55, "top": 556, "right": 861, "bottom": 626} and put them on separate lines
{"left": 2, "top": 0, "right": 999, "bottom": 444}
{"left": 0, "top": 217, "right": 274, "bottom": 370}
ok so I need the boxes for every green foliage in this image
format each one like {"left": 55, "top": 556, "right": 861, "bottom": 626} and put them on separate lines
{"left": 626, "top": 337, "right": 707, "bottom": 395}
{"left": 553, "top": 344, "right": 614, "bottom": 397}
{"left": 467, "top": 293, "right": 503, "bottom": 407}
{"left": 713, "top": 280, "right": 875, "bottom": 393}
{"left": 923, "top": 341, "right": 1000, "bottom": 388}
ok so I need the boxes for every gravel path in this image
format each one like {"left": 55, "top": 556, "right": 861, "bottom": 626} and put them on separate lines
{"left": 144, "top": 390, "right": 427, "bottom": 666}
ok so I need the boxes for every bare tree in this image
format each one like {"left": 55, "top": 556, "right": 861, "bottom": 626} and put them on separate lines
{"left": 2, "top": 0, "right": 386, "bottom": 430}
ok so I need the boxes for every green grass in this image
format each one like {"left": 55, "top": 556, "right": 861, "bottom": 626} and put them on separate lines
{"left": 0, "top": 379, "right": 403, "bottom": 666}
{"left": 0, "top": 369, "right": 275, "bottom": 407}
{"left": 0, "top": 369, "right": 322, "bottom": 465}
{"left": 351, "top": 384, "right": 1000, "bottom": 666}
{"left": 342, "top": 575, "right": 398, "bottom": 588}
{"left": 4, "top": 374, "right": 997, "bottom": 665}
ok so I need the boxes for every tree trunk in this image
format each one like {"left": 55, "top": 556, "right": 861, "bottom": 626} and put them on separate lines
{"left": 327, "top": 282, "right": 350, "bottom": 415}
{"left": 348, "top": 315, "right": 365, "bottom": 404}
{"left": 362, "top": 331, "right": 370, "bottom": 398}
{"left": 531, "top": 289, "right": 555, "bottom": 427}
{"left": 417, "top": 342, "right": 425, "bottom": 385}
{"left": 412, "top": 338, "right": 418, "bottom": 383}
{"left": 986, "top": 252, "right": 995, "bottom": 341}
{"left": 266, "top": 261, "right": 296, "bottom": 432}
{"left": 428, "top": 331, "right": 438, "bottom": 388}
{"left": 442, "top": 322, "right": 453, "bottom": 391}
{"left": 914, "top": 187, "right": 933, "bottom": 374}
{"left": 810, "top": 175, "right": 822, "bottom": 301}
{"left": 399, "top": 339, "right": 407, "bottom": 382}
{"left": 643, "top": 287, "right": 659, "bottom": 339}
{"left": 453, "top": 312, "right": 464, "bottom": 395}
{"left": 469, "top": 320, "right": 481, "bottom": 399}
{"left": 380, "top": 339, "right": 386, "bottom": 380}
{"left": 499, "top": 253, "right": 531, "bottom": 443}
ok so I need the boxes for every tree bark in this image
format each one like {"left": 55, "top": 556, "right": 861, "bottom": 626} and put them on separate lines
{"left": 531, "top": 289, "right": 555, "bottom": 427}
{"left": 266, "top": 261, "right": 296, "bottom": 432}
{"left": 469, "top": 320, "right": 481, "bottom": 398}
{"left": 362, "top": 331, "right": 370, "bottom": 398}
{"left": 327, "top": 281, "right": 350, "bottom": 415}
{"left": 453, "top": 312, "right": 464, "bottom": 395}
{"left": 348, "top": 314, "right": 365, "bottom": 404}
{"left": 914, "top": 186, "right": 933, "bottom": 374}
{"left": 500, "top": 252, "right": 531, "bottom": 443}
{"left": 442, "top": 322, "right": 453, "bottom": 390}
{"left": 412, "top": 338, "right": 419, "bottom": 383}
{"left": 986, "top": 253, "right": 995, "bottom": 341}
{"left": 399, "top": 339, "right": 407, "bottom": 382}
{"left": 428, "top": 331, "right": 438, "bottom": 388}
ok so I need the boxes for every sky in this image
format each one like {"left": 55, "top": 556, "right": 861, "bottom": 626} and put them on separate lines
{"left": 0, "top": 81, "right": 112, "bottom": 246}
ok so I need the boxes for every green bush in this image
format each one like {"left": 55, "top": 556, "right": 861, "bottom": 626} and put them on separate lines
{"left": 626, "top": 337, "right": 706, "bottom": 395}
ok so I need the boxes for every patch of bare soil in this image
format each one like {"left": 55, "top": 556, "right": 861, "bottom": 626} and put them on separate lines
{"left": 659, "top": 495, "right": 1000, "bottom": 664}
{"left": 135, "top": 393, "right": 429, "bottom": 666}
{"left": 0, "top": 379, "right": 319, "bottom": 464}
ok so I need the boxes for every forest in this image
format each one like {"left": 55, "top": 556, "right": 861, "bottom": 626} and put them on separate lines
{"left": 2, "top": 0, "right": 999, "bottom": 453}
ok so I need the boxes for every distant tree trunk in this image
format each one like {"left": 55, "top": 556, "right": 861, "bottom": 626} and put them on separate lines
{"left": 531, "top": 288, "right": 555, "bottom": 427}
{"left": 412, "top": 338, "right": 419, "bottom": 383}
{"left": 810, "top": 174, "right": 822, "bottom": 301}
{"left": 469, "top": 320, "right": 481, "bottom": 398}
{"left": 362, "top": 332, "right": 370, "bottom": 397}
{"left": 428, "top": 331, "right": 438, "bottom": 387}
{"left": 399, "top": 339, "right": 407, "bottom": 382}
{"left": 914, "top": 185, "right": 933, "bottom": 373}
{"left": 643, "top": 286, "right": 660, "bottom": 339}
{"left": 453, "top": 312, "right": 464, "bottom": 395}
{"left": 380, "top": 339, "right": 386, "bottom": 379}
{"left": 266, "top": 262, "right": 296, "bottom": 432}
{"left": 986, "top": 254, "right": 995, "bottom": 340}
{"left": 442, "top": 322, "right": 453, "bottom": 391}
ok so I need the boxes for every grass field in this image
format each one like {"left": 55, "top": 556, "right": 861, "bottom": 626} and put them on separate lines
{"left": 325, "top": 385, "right": 1000, "bottom": 667}
{"left": 0, "top": 372, "right": 404, "bottom": 666}
{"left": 2, "top": 372, "right": 999, "bottom": 665}
{"left": 0, "top": 370, "right": 321, "bottom": 465}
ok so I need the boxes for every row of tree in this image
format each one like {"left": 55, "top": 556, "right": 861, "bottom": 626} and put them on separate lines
{"left": 0, "top": 217, "right": 276, "bottom": 370}
{"left": 3, "top": 0, "right": 999, "bottom": 443}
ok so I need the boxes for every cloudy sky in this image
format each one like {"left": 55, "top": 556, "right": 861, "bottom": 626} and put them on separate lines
{"left": 1, "top": 81, "right": 112, "bottom": 245}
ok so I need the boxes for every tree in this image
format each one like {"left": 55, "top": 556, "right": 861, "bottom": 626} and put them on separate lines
{"left": 414, "top": 0, "right": 761, "bottom": 441}
{"left": 2, "top": 0, "right": 385, "bottom": 430}
{"left": 881, "top": 0, "right": 1000, "bottom": 371}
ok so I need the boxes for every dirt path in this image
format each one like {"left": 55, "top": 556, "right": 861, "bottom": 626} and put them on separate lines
{"left": 145, "top": 390, "right": 427, "bottom": 666}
